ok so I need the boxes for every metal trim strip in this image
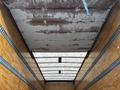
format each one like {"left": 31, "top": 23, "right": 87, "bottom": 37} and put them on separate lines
{"left": 0, "top": 26, "right": 44, "bottom": 88}
{"left": 0, "top": 56, "right": 35, "bottom": 90}
{"left": 84, "top": 57, "right": 120, "bottom": 90}
{"left": 76, "top": 26, "right": 120, "bottom": 87}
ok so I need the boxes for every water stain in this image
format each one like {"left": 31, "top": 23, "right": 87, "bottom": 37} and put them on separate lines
{"left": 72, "top": 44, "right": 79, "bottom": 46}
{"left": 45, "top": 44, "right": 49, "bottom": 46}
{"left": 33, "top": 47, "right": 49, "bottom": 51}
{"left": 75, "top": 26, "right": 99, "bottom": 32}
{"left": 28, "top": 18, "right": 71, "bottom": 26}
{"left": 35, "top": 29, "right": 72, "bottom": 34}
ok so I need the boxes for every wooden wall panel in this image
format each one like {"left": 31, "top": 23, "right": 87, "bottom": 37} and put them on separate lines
{"left": 75, "top": 1, "right": 120, "bottom": 90}
{"left": 0, "top": 35, "right": 33, "bottom": 82}
{"left": 45, "top": 82, "right": 74, "bottom": 90}
{"left": 76, "top": 33, "right": 120, "bottom": 90}
{"left": 0, "top": 4, "right": 44, "bottom": 90}
{"left": 0, "top": 65, "right": 32, "bottom": 90}
{"left": 0, "top": 4, "right": 44, "bottom": 84}
{"left": 89, "top": 65, "right": 120, "bottom": 90}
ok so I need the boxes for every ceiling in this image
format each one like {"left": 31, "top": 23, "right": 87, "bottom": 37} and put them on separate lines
{"left": 33, "top": 52, "right": 87, "bottom": 81}
{"left": 1, "top": 0, "right": 117, "bottom": 81}
{"left": 1, "top": 0, "right": 116, "bottom": 52}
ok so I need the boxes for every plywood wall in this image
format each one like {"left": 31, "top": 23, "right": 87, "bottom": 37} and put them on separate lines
{"left": 75, "top": 1, "right": 120, "bottom": 90}
{"left": 45, "top": 82, "right": 74, "bottom": 90}
{"left": 0, "top": 4, "right": 44, "bottom": 90}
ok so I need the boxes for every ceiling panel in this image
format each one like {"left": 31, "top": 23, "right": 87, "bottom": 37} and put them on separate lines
{"left": 62, "top": 71, "right": 78, "bottom": 74}
{"left": 33, "top": 52, "right": 87, "bottom": 57}
{"left": 4, "top": 0, "right": 115, "bottom": 9}
{"left": 44, "top": 77, "right": 75, "bottom": 80}
{"left": 36, "top": 58, "right": 58, "bottom": 62}
{"left": 42, "top": 71, "right": 77, "bottom": 74}
{"left": 33, "top": 52, "right": 86, "bottom": 81}
{"left": 42, "top": 71, "right": 58, "bottom": 74}
{"left": 1, "top": 0, "right": 115, "bottom": 52}
{"left": 42, "top": 70, "right": 76, "bottom": 74}
{"left": 62, "top": 58, "right": 84, "bottom": 62}
{"left": 43, "top": 74, "right": 76, "bottom": 77}
{"left": 40, "top": 67, "right": 79, "bottom": 71}
{"left": 36, "top": 57, "right": 84, "bottom": 63}
{"left": 38, "top": 63, "right": 81, "bottom": 67}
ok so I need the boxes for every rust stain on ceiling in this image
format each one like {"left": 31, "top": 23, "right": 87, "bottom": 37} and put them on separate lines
{"left": 28, "top": 18, "right": 70, "bottom": 26}
{"left": 1, "top": 0, "right": 117, "bottom": 52}
{"left": 3, "top": 0, "right": 115, "bottom": 9}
